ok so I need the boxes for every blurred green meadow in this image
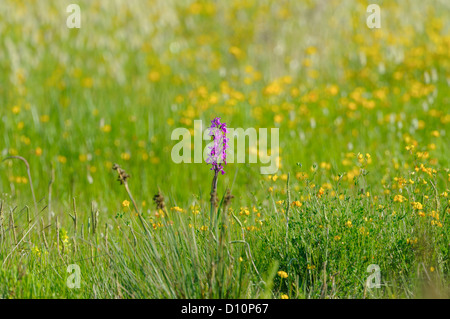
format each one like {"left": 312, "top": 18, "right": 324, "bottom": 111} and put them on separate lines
{"left": 0, "top": 0, "right": 449, "bottom": 298}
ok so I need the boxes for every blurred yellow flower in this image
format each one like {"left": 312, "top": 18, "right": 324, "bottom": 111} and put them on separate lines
{"left": 291, "top": 201, "right": 302, "bottom": 207}
{"left": 12, "top": 105, "right": 21, "bottom": 114}
{"left": 57, "top": 156, "right": 67, "bottom": 164}
{"left": 148, "top": 70, "right": 161, "bottom": 82}
{"left": 40, "top": 115, "right": 50, "bottom": 123}
{"left": 393, "top": 195, "right": 407, "bottom": 203}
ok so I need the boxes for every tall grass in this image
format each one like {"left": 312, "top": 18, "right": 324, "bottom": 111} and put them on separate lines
{"left": 0, "top": 0, "right": 449, "bottom": 298}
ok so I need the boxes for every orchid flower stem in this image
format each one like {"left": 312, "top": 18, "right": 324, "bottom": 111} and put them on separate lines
{"left": 210, "top": 169, "right": 219, "bottom": 228}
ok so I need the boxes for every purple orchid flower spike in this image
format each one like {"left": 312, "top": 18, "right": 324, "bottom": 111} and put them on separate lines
{"left": 206, "top": 117, "right": 228, "bottom": 175}
{"left": 207, "top": 117, "right": 228, "bottom": 222}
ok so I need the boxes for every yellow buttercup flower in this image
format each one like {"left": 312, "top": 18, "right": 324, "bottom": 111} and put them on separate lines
{"left": 393, "top": 195, "right": 407, "bottom": 203}
{"left": 12, "top": 105, "right": 21, "bottom": 114}
{"left": 170, "top": 206, "right": 184, "bottom": 213}
{"left": 291, "top": 201, "right": 302, "bottom": 207}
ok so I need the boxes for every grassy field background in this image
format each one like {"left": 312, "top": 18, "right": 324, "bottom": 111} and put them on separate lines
{"left": 0, "top": 0, "right": 449, "bottom": 298}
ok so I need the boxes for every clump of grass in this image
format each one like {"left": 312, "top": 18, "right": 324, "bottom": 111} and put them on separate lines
{"left": 0, "top": 0, "right": 449, "bottom": 299}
